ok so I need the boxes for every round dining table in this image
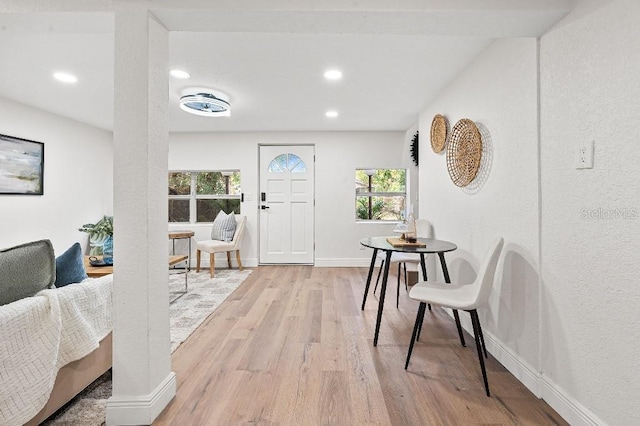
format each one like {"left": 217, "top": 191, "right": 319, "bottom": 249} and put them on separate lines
{"left": 359, "top": 236, "right": 459, "bottom": 346}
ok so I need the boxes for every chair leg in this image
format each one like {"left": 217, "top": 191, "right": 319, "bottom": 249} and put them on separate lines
{"left": 417, "top": 304, "right": 425, "bottom": 341}
{"left": 236, "top": 250, "right": 243, "bottom": 271}
{"left": 470, "top": 309, "right": 490, "bottom": 397}
{"left": 476, "top": 314, "right": 488, "bottom": 358}
{"left": 396, "top": 262, "right": 401, "bottom": 309}
{"left": 209, "top": 253, "right": 215, "bottom": 278}
{"left": 226, "top": 251, "right": 232, "bottom": 268}
{"left": 403, "top": 262, "right": 408, "bottom": 291}
{"left": 405, "top": 302, "right": 427, "bottom": 369}
{"left": 453, "top": 309, "right": 466, "bottom": 347}
{"left": 373, "top": 259, "right": 384, "bottom": 293}
{"left": 196, "top": 250, "right": 201, "bottom": 272}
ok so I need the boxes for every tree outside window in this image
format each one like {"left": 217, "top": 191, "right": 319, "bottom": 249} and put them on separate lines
{"left": 355, "top": 169, "right": 406, "bottom": 221}
{"left": 169, "top": 171, "right": 241, "bottom": 223}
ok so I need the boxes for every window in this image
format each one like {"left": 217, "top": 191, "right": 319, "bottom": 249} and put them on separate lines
{"left": 268, "top": 153, "right": 307, "bottom": 173}
{"left": 168, "top": 171, "right": 241, "bottom": 223}
{"left": 355, "top": 169, "right": 406, "bottom": 221}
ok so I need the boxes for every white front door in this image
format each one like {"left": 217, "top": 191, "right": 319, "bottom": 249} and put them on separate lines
{"left": 259, "top": 145, "right": 314, "bottom": 264}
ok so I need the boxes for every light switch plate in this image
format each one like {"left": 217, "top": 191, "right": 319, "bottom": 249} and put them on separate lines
{"left": 576, "top": 140, "right": 594, "bottom": 169}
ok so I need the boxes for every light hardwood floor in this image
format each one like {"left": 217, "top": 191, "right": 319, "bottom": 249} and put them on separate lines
{"left": 154, "top": 265, "right": 567, "bottom": 425}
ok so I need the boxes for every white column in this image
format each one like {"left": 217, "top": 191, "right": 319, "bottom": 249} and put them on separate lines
{"left": 106, "top": 5, "right": 174, "bottom": 425}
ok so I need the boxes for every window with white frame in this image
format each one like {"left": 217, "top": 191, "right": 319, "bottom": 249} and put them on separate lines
{"left": 168, "top": 171, "right": 241, "bottom": 223}
{"left": 355, "top": 168, "right": 406, "bottom": 221}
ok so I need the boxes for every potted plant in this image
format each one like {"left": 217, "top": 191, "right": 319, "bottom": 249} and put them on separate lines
{"left": 79, "top": 216, "right": 113, "bottom": 259}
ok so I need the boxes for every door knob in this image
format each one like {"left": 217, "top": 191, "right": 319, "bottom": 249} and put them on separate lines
{"left": 261, "top": 205, "right": 270, "bottom": 210}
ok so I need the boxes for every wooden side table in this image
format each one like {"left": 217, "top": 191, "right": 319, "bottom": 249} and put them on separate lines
{"left": 169, "top": 254, "right": 189, "bottom": 302}
{"left": 84, "top": 256, "right": 113, "bottom": 278}
{"left": 169, "top": 230, "right": 195, "bottom": 271}
{"left": 84, "top": 255, "right": 190, "bottom": 299}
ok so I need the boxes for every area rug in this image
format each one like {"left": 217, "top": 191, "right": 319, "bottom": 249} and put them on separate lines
{"left": 42, "top": 267, "right": 253, "bottom": 425}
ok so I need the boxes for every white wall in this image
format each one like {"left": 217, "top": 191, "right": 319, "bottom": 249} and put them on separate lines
{"left": 418, "top": 37, "right": 541, "bottom": 389}
{"left": 539, "top": 1, "right": 640, "bottom": 424}
{"left": 168, "top": 131, "right": 407, "bottom": 267}
{"left": 418, "top": 2, "right": 640, "bottom": 424}
{"left": 0, "top": 97, "right": 113, "bottom": 255}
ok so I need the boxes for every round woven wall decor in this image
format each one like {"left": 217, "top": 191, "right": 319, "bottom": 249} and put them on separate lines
{"left": 446, "top": 118, "right": 482, "bottom": 187}
{"left": 430, "top": 114, "right": 448, "bottom": 153}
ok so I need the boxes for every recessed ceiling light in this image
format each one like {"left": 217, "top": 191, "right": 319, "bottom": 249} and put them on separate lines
{"left": 179, "top": 87, "right": 231, "bottom": 117}
{"left": 325, "top": 110, "right": 339, "bottom": 118}
{"left": 324, "top": 69, "right": 343, "bottom": 80}
{"left": 170, "top": 69, "right": 191, "bottom": 79}
{"left": 53, "top": 72, "right": 77, "bottom": 84}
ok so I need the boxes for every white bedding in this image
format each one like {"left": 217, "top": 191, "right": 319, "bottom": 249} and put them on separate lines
{"left": 0, "top": 275, "right": 112, "bottom": 426}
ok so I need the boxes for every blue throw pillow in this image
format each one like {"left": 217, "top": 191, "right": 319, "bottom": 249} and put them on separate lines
{"left": 55, "top": 242, "right": 88, "bottom": 287}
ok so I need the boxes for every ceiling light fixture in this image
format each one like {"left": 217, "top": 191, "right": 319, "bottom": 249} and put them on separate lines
{"left": 170, "top": 69, "right": 191, "bottom": 79}
{"left": 324, "top": 69, "right": 343, "bottom": 80}
{"left": 179, "top": 88, "right": 231, "bottom": 117}
{"left": 53, "top": 72, "right": 78, "bottom": 84}
{"left": 325, "top": 110, "right": 339, "bottom": 118}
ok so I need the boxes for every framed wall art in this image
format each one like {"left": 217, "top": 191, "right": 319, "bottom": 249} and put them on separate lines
{"left": 0, "top": 133, "right": 44, "bottom": 195}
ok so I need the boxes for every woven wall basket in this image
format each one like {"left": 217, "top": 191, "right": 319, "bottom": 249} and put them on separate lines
{"left": 430, "top": 114, "right": 448, "bottom": 153}
{"left": 446, "top": 118, "right": 482, "bottom": 187}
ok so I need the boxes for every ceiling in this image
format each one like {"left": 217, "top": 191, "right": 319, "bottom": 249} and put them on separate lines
{"left": 0, "top": 1, "right": 577, "bottom": 133}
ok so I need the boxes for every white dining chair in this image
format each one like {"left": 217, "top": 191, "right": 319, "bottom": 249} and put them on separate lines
{"left": 404, "top": 237, "right": 504, "bottom": 397}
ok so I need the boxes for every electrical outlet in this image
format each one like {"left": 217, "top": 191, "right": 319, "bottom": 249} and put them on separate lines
{"left": 576, "top": 140, "right": 594, "bottom": 169}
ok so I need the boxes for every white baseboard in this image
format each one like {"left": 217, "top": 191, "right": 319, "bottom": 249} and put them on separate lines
{"left": 442, "top": 308, "right": 603, "bottom": 426}
{"left": 481, "top": 327, "right": 542, "bottom": 397}
{"left": 314, "top": 258, "right": 371, "bottom": 267}
{"left": 539, "top": 375, "right": 604, "bottom": 426}
{"left": 193, "top": 258, "right": 371, "bottom": 268}
{"left": 106, "top": 371, "right": 176, "bottom": 425}
{"left": 194, "top": 258, "right": 367, "bottom": 268}
{"left": 188, "top": 257, "right": 258, "bottom": 269}
{"left": 442, "top": 308, "right": 541, "bottom": 396}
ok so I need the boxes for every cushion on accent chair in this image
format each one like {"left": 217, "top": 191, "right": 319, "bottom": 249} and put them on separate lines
{"left": 0, "top": 239, "right": 56, "bottom": 306}
{"left": 210, "top": 211, "right": 237, "bottom": 242}
{"left": 55, "top": 242, "right": 88, "bottom": 287}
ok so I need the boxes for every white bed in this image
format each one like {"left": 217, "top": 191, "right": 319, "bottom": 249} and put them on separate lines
{"left": 0, "top": 275, "right": 113, "bottom": 426}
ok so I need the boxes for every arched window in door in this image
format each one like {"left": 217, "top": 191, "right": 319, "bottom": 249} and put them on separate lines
{"left": 268, "top": 153, "right": 307, "bottom": 173}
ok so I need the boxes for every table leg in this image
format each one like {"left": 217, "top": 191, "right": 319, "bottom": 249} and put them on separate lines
{"left": 373, "top": 250, "right": 392, "bottom": 347}
{"left": 170, "top": 239, "right": 176, "bottom": 270}
{"left": 361, "top": 248, "right": 379, "bottom": 310}
{"left": 187, "top": 237, "right": 192, "bottom": 272}
{"left": 438, "top": 252, "right": 466, "bottom": 347}
{"left": 419, "top": 253, "right": 432, "bottom": 317}
{"left": 419, "top": 253, "right": 428, "bottom": 281}
{"left": 184, "top": 258, "right": 188, "bottom": 291}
